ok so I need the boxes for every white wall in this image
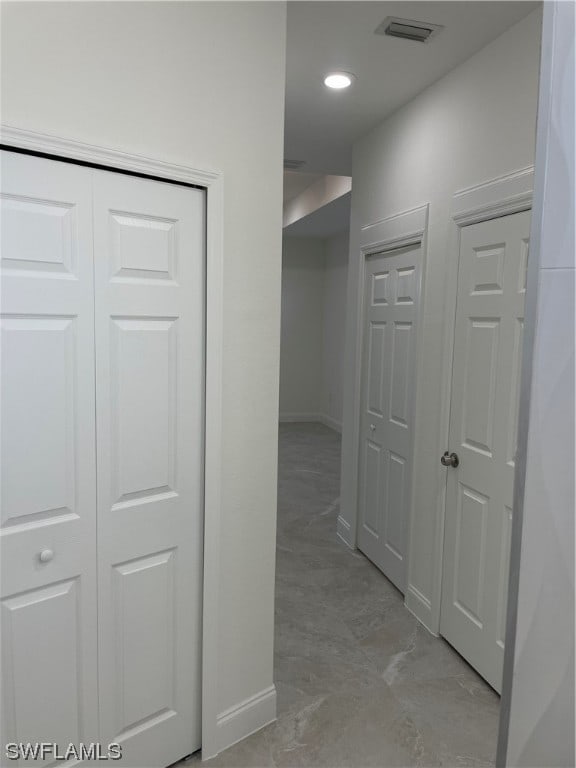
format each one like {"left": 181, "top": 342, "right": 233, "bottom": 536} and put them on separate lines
{"left": 340, "top": 9, "right": 542, "bottom": 632}
{"left": 499, "top": 3, "right": 575, "bottom": 765}
{"left": 280, "top": 236, "right": 326, "bottom": 418}
{"left": 0, "top": 1, "right": 286, "bottom": 757}
{"left": 280, "top": 233, "right": 348, "bottom": 430}
{"left": 321, "top": 233, "right": 349, "bottom": 430}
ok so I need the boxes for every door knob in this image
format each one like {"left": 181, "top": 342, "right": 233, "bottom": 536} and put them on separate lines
{"left": 370, "top": 424, "right": 376, "bottom": 431}
{"left": 441, "top": 451, "right": 459, "bottom": 468}
{"left": 38, "top": 549, "right": 54, "bottom": 563}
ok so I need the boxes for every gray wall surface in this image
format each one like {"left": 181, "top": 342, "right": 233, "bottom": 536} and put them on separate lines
{"left": 499, "top": 3, "right": 575, "bottom": 766}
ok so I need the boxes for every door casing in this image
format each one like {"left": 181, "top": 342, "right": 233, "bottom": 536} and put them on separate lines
{"left": 339, "top": 205, "right": 429, "bottom": 589}
{"left": 0, "top": 125, "right": 225, "bottom": 760}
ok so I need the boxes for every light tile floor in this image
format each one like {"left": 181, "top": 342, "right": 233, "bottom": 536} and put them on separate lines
{"left": 192, "top": 423, "right": 499, "bottom": 767}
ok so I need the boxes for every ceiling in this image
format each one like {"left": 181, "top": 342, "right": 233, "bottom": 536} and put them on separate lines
{"left": 284, "top": 1, "right": 538, "bottom": 175}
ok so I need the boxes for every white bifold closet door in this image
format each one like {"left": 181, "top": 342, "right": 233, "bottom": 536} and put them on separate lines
{"left": 1, "top": 151, "right": 204, "bottom": 768}
{"left": 357, "top": 245, "right": 421, "bottom": 593}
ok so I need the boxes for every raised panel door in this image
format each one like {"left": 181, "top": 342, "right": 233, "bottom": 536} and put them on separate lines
{"left": 357, "top": 245, "right": 422, "bottom": 592}
{"left": 0, "top": 151, "right": 98, "bottom": 766}
{"left": 440, "top": 210, "right": 531, "bottom": 692}
{"left": 93, "top": 172, "right": 204, "bottom": 767}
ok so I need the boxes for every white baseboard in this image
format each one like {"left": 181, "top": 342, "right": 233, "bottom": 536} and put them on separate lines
{"left": 213, "top": 684, "right": 277, "bottom": 756}
{"left": 279, "top": 412, "right": 342, "bottom": 434}
{"left": 279, "top": 412, "right": 322, "bottom": 423}
{"left": 337, "top": 515, "right": 355, "bottom": 549}
{"left": 405, "top": 584, "right": 439, "bottom": 636}
{"left": 318, "top": 413, "right": 342, "bottom": 433}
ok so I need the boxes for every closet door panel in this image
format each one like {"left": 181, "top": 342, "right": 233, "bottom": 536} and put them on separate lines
{"left": 93, "top": 172, "right": 204, "bottom": 768}
{"left": 0, "top": 151, "right": 98, "bottom": 763}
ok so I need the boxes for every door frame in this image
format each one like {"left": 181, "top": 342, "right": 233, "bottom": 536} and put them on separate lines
{"left": 434, "top": 167, "right": 535, "bottom": 637}
{"left": 0, "top": 124, "right": 224, "bottom": 759}
{"left": 338, "top": 204, "right": 429, "bottom": 571}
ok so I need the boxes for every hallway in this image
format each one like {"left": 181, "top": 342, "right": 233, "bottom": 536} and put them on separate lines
{"left": 202, "top": 423, "right": 500, "bottom": 767}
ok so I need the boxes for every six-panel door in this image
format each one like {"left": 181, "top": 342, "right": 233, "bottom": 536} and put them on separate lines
{"left": 0, "top": 152, "right": 204, "bottom": 768}
{"left": 357, "top": 245, "right": 422, "bottom": 592}
{"left": 93, "top": 172, "right": 204, "bottom": 767}
{"left": 0, "top": 152, "right": 99, "bottom": 767}
{"left": 440, "top": 210, "right": 530, "bottom": 692}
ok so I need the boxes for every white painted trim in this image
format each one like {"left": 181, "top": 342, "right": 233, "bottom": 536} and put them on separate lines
{"left": 0, "top": 124, "right": 225, "bottom": 760}
{"left": 215, "top": 685, "right": 277, "bottom": 755}
{"left": 340, "top": 204, "right": 429, "bottom": 570}
{"left": 319, "top": 413, "right": 342, "bottom": 434}
{"left": 201, "top": 178, "right": 225, "bottom": 760}
{"left": 337, "top": 515, "right": 355, "bottom": 549}
{"left": 423, "top": 167, "right": 535, "bottom": 637}
{"left": 360, "top": 204, "right": 429, "bottom": 251}
{"left": 406, "top": 584, "right": 433, "bottom": 620}
{"left": 279, "top": 412, "right": 342, "bottom": 434}
{"left": 452, "top": 166, "right": 534, "bottom": 225}
{"left": 405, "top": 585, "right": 439, "bottom": 638}
{"left": 0, "top": 124, "right": 218, "bottom": 185}
{"left": 279, "top": 412, "right": 323, "bottom": 423}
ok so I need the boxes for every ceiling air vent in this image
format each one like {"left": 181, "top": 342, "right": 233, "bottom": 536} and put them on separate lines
{"left": 375, "top": 17, "right": 444, "bottom": 43}
{"left": 283, "top": 159, "right": 307, "bottom": 171}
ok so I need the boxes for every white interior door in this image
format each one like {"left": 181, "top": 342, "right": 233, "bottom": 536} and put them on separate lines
{"left": 440, "top": 209, "right": 530, "bottom": 692}
{"left": 357, "top": 245, "right": 421, "bottom": 592}
{"left": 93, "top": 171, "right": 204, "bottom": 767}
{"left": 0, "top": 151, "right": 99, "bottom": 765}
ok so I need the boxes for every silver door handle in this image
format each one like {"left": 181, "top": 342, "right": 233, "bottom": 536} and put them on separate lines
{"left": 441, "top": 451, "right": 459, "bottom": 468}
{"left": 370, "top": 424, "right": 376, "bottom": 431}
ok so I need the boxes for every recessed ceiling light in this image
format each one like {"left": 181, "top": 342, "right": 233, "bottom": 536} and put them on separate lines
{"left": 324, "top": 72, "right": 355, "bottom": 90}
